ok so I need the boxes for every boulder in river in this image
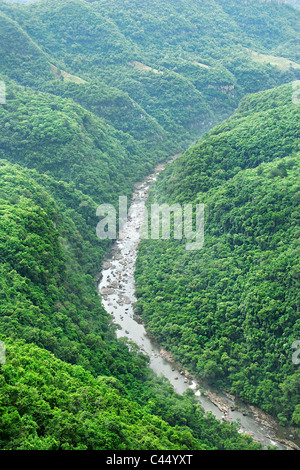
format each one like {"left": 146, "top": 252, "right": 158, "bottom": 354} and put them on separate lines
{"left": 100, "top": 287, "right": 115, "bottom": 295}
{"left": 109, "top": 281, "right": 119, "bottom": 288}
{"left": 120, "top": 295, "right": 131, "bottom": 304}
{"left": 102, "top": 262, "right": 113, "bottom": 269}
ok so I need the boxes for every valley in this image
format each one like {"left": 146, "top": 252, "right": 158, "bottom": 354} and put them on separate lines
{"left": 0, "top": 0, "right": 299, "bottom": 452}
{"left": 98, "top": 156, "right": 300, "bottom": 450}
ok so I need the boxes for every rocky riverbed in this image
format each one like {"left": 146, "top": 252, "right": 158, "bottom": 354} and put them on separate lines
{"left": 97, "top": 155, "right": 300, "bottom": 451}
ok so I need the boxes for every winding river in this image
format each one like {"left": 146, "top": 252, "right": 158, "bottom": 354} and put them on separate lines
{"left": 98, "top": 156, "right": 299, "bottom": 451}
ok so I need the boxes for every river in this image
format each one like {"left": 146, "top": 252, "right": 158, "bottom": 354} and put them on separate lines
{"left": 98, "top": 156, "right": 299, "bottom": 451}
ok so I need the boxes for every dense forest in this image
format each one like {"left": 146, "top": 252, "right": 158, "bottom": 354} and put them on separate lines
{"left": 135, "top": 82, "right": 300, "bottom": 429}
{"left": 0, "top": 0, "right": 299, "bottom": 451}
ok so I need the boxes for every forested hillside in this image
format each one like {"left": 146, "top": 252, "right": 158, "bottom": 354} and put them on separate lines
{"left": 1, "top": 0, "right": 300, "bottom": 154}
{"left": 135, "top": 82, "right": 300, "bottom": 429}
{"left": 0, "top": 119, "right": 263, "bottom": 450}
{"left": 0, "top": 0, "right": 299, "bottom": 451}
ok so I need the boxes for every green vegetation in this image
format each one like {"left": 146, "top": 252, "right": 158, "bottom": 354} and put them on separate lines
{"left": 153, "top": 83, "right": 300, "bottom": 202}
{"left": 2, "top": 0, "right": 300, "bottom": 154}
{"left": 0, "top": 153, "right": 264, "bottom": 450}
{"left": 248, "top": 50, "right": 300, "bottom": 71}
{"left": 135, "top": 83, "right": 300, "bottom": 428}
{"left": 0, "top": 0, "right": 299, "bottom": 450}
{"left": 0, "top": 336, "right": 264, "bottom": 450}
{"left": 0, "top": 79, "right": 155, "bottom": 203}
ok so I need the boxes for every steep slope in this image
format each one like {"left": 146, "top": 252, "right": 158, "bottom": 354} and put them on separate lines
{"left": 135, "top": 82, "right": 300, "bottom": 428}
{"left": 41, "top": 79, "right": 169, "bottom": 153}
{"left": 0, "top": 335, "right": 263, "bottom": 450}
{"left": 0, "top": 160, "right": 263, "bottom": 451}
{"left": 0, "top": 6, "right": 174, "bottom": 164}
{"left": 0, "top": 79, "right": 159, "bottom": 204}
{"left": 155, "top": 82, "right": 300, "bottom": 202}
{"left": 0, "top": 10, "right": 53, "bottom": 86}
{"left": 0, "top": 74, "right": 264, "bottom": 453}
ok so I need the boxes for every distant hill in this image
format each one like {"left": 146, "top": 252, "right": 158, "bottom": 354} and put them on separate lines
{"left": 1, "top": 0, "right": 299, "bottom": 153}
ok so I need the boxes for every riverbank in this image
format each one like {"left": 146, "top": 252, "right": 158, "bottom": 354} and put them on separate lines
{"left": 160, "top": 344, "right": 300, "bottom": 450}
{"left": 133, "top": 315, "right": 300, "bottom": 450}
{"left": 97, "top": 155, "right": 299, "bottom": 451}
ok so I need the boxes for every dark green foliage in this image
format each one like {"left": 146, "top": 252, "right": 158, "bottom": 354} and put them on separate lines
{"left": 0, "top": 10, "right": 53, "bottom": 86}
{"left": 0, "top": 160, "right": 261, "bottom": 450}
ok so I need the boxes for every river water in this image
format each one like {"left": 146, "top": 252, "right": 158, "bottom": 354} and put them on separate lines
{"left": 98, "top": 157, "right": 299, "bottom": 451}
